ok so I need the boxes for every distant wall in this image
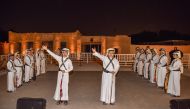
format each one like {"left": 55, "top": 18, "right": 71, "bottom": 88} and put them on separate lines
{"left": 130, "top": 45, "right": 190, "bottom": 54}
{"left": 106, "top": 35, "right": 131, "bottom": 54}
{"left": 0, "top": 42, "right": 9, "bottom": 55}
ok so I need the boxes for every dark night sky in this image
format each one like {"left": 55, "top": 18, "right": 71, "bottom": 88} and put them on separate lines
{"left": 0, "top": 0, "right": 190, "bottom": 40}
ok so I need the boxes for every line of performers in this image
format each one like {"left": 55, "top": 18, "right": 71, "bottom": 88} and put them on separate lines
{"left": 133, "top": 47, "right": 183, "bottom": 97}
{"left": 7, "top": 48, "right": 46, "bottom": 93}
{"left": 41, "top": 45, "right": 120, "bottom": 105}
{"left": 7, "top": 45, "right": 120, "bottom": 106}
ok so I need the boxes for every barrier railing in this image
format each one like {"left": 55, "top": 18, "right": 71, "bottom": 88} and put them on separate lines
{"left": 0, "top": 53, "right": 190, "bottom": 68}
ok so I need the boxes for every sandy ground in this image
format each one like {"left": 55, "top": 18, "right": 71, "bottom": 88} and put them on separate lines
{"left": 0, "top": 69, "right": 190, "bottom": 109}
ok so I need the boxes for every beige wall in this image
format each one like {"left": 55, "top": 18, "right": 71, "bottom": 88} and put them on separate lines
{"left": 9, "top": 31, "right": 79, "bottom": 54}
{"left": 7, "top": 31, "right": 190, "bottom": 55}
{"left": 79, "top": 35, "right": 131, "bottom": 54}
{"left": 130, "top": 45, "right": 190, "bottom": 54}
{"left": 0, "top": 42, "right": 10, "bottom": 55}
{"left": 106, "top": 35, "right": 131, "bottom": 54}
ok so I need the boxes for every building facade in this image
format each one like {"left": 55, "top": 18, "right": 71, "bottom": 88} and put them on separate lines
{"left": 0, "top": 31, "right": 190, "bottom": 55}
{"left": 8, "top": 30, "right": 131, "bottom": 54}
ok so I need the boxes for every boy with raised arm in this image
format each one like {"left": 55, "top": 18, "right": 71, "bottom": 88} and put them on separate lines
{"left": 42, "top": 45, "right": 73, "bottom": 105}
{"left": 92, "top": 48, "right": 120, "bottom": 105}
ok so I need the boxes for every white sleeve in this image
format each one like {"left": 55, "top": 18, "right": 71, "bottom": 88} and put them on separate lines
{"left": 46, "top": 49, "right": 60, "bottom": 62}
{"left": 25, "top": 57, "right": 32, "bottom": 66}
{"left": 169, "top": 61, "right": 182, "bottom": 71}
{"left": 144, "top": 56, "right": 148, "bottom": 63}
{"left": 7, "top": 62, "right": 15, "bottom": 72}
{"left": 14, "top": 60, "right": 19, "bottom": 66}
{"left": 93, "top": 52, "right": 105, "bottom": 61}
{"left": 135, "top": 53, "right": 138, "bottom": 60}
{"left": 14, "top": 59, "right": 22, "bottom": 67}
{"left": 154, "top": 55, "right": 159, "bottom": 64}
{"left": 114, "top": 59, "right": 120, "bottom": 73}
{"left": 159, "top": 56, "right": 168, "bottom": 67}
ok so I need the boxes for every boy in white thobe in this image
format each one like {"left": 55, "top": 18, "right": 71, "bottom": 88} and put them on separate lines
{"left": 137, "top": 49, "right": 145, "bottom": 76}
{"left": 24, "top": 50, "right": 32, "bottom": 83}
{"left": 157, "top": 48, "right": 168, "bottom": 88}
{"left": 92, "top": 48, "right": 120, "bottom": 105}
{"left": 14, "top": 52, "right": 23, "bottom": 87}
{"left": 40, "top": 50, "right": 46, "bottom": 74}
{"left": 35, "top": 49, "right": 41, "bottom": 76}
{"left": 143, "top": 49, "right": 152, "bottom": 79}
{"left": 29, "top": 50, "right": 34, "bottom": 80}
{"left": 167, "top": 51, "right": 183, "bottom": 97}
{"left": 149, "top": 49, "right": 159, "bottom": 83}
{"left": 133, "top": 47, "right": 140, "bottom": 72}
{"left": 42, "top": 45, "right": 73, "bottom": 105}
{"left": 7, "top": 54, "right": 16, "bottom": 92}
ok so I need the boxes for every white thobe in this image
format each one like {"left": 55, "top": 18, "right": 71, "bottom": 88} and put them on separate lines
{"left": 40, "top": 52, "right": 46, "bottom": 74}
{"left": 157, "top": 54, "right": 168, "bottom": 87}
{"left": 93, "top": 52, "right": 120, "bottom": 104}
{"left": 7, "top": 60, "right": 16, "bottom": 91}
{"left": 133, "top": 52, "right": 140, "bottom": 72}
{"left": 14, "top": 58, "right": 23, "bottom": 86}
{"left": 143, "top": 53, "right": 152, "bottom": 79}
{"left": 29, "top": 55, "right": 34, "bottom": 79}
{"left": 47, "top": 49, "right": 73, "bottom": 101}
{"left": 24, "top": 55, "right": 32, "bottom": 82}
{"left": 35, "top": 52, "right": 41, "bottom": 76}
{"left": 167, "top": 59, "right": 183, "bottom": 96}
{"left": 137, "top": 53, "right": 145, "bottom": 76}
{"left": 149, "top": 54, "right": 159, "bottom": 83}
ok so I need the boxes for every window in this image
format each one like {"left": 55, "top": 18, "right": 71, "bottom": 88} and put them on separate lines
{"left": 61, "top": 42, "right": 67, "bottom": 49}
{"left": 27, "top": 42, "right": 33, "bottom": 49}
{"left": 114, "top": 48, "right": 118, "bottom": 54}
{"left": 16, "top": 42, "right": 21, "bottom": 52}
{"left": 84, "top": 44, "right": 101, "bottom": 53}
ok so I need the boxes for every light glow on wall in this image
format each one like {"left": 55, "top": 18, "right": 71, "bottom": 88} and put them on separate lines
{"left": 10, "top": 43, "right": 15, "bottom": 54}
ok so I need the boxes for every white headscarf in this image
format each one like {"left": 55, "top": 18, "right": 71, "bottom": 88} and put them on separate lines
{"left": 61, "top": 48, "right": 70, "bottom": 57}
{"left": 173, "top": 51, "right": 181, "bottom": 58}
{"left": 159, "top": 48, "right": 166, "bottom": 54}
{"left": 24, "top": 49, "right": 31, "bottom": 55}
{"left": 106, "top": 48, "right": 115, "bottom": 55}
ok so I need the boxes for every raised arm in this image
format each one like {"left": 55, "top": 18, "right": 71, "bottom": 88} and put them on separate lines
{"left": 92, "top": 48, "right": 105, "bottom": 61}
{"left": 42, "top": 45, "right": 60, "bottom": 62}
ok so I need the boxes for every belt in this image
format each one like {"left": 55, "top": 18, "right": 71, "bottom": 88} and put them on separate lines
{"left": 15, "top": 66, "right": 22, "bottom": 67}
{"left": 25, "top": 64, "right": 29, "bottom": 66}
{"left": 161, "top": 64, "right": 167, "bottom": 67}
{"left": 7, "top": 70, "right": 15, "bottom": 72}
{"left": 103, "top": 69, "right": 112, "bottom": 73}
{"left": 7, "top": 70, "right": 12, "bottom": 72}
{"left": 59, "top": 69, "right": 66, "bottom": 73}
{"left": 172, "top": 70, "right": 180, "bottom": 71}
